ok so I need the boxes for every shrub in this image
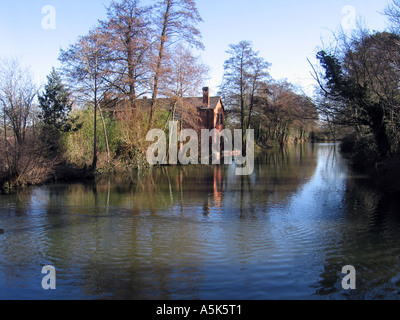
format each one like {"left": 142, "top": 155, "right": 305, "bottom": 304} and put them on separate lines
{"left": 340, "top": 134, "right": 357, "bottom": 154}
{"left": 61, "top": 107, "right": 122, "bottom": 170}
{"left": 350, "top": 134, "right": 380, "bottom": 172}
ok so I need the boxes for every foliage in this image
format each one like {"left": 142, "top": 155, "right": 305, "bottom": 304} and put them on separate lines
{"left": 62, "top": 107, "right": 121, "bottom": 169}
{"left": 38, "top": 68, "right": 73, "bottom": 131}
{"left": 38, "top": 68, "right": 75, "bottom": 154}
{"left": 221, "top": 41, "right": 271, "bottom": 132}
{"left": 0, "top": 0, "right": 330, "bottom": 190}
{"left": 148, "top": 0, "right": 204, "bottom": 127}
{"left": 314, "top": 29, "right": 400, "bottom": 167}
{"left": 0, "top": 59, "right": 56, "bottom": 191}
{"left": 99, "top": 0, "right": 153, "bottom": 108}
{"left": 160, "top": 43, "right": 210, "bottom": 98}
{"left": 61, "top": 106, "right": 172, "bottom": 174}
{"left": 221, "top": 41, "right": 318, "bottom": 146}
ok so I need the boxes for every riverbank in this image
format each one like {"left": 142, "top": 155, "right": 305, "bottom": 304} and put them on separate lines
{"left": 339, "top": 135, "right": 400, "bottom": 195}
{"left": 0, "top": 149, "right": 151, "bottom": 194}
{"left": 0, "top": 140, "right": 320, "bottom": 194}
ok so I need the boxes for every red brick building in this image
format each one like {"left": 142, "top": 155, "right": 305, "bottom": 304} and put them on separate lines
{"left": 197, "top": 87, "right": 225, "bottom": 131}
{"left": 105, "top": 87, "right": 224, "bottom": 132}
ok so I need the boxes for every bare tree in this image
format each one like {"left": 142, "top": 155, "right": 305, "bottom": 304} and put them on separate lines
{"left": 155, "top": 43, "right": 208, "bottom": 131}
{"left": 246, "top": 56, "right": 271, "bottom": 130}
{"left": 148, "top": 0, "right": 204, "bottom": 128}
{"left": 59, "top": 28, "right": 112, "bottom": 171}
{"left": 0, "top": 58, "right": 37, "bottom": 147}
{"left": 160, "top": 43, "right": 209, "bottom": 97}
{"left": 384, "top": 0, "right": 400, "bottom": 33}
{"left": 221, "top": 41, "right": 271, "bottom": 149}
{"left": 99, "top": 0, "right": 153, "bottom": 109}
{"left": 0, "top": 58, "right": 56, "bottom": 187}
{"left": 221, "top": 41, "right": 255, "bottom": 133}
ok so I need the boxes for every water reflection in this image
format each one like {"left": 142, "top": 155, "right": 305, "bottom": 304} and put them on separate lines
{"left": 2, "top": 143, "right": 400, "bottom": 299}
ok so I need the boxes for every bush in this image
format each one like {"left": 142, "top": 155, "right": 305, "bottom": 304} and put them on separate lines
{"left": 0, "top": 131, "right": 57, "bottom": 192}
{"left": 340, "top": 134, "right": 357, "bottom": 154}
{"left": 350, "top": 134, "right": 380, "bottom": 172}
{"left": 61, "top": 107, "right": 122, "bottom": 170}
{"left": 61, "top": 106, "right": 170, "bottom": 174}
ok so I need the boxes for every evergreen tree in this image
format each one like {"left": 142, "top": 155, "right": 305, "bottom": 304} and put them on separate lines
{"left": 38, "top": 68, "right": 73, "bottom": 153}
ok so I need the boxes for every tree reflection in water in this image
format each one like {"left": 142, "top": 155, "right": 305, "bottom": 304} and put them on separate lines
{"left": 2, "top": 144, "right": 400, "bottom": 299}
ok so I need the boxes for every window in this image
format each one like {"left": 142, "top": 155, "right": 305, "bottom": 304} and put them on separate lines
{"left": 216, "top": 114, "right": 223, "bottom": 125}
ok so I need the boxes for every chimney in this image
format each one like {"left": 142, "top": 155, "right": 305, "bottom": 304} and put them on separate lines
{"left": 203, "top": 87, "right": 210, "bottom": 108}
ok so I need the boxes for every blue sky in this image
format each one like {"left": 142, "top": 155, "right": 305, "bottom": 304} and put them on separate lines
{"left": 0, "top": 0, "right": 392, "bottom": 96}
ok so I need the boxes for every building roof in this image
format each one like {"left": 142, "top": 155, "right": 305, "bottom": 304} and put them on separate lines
{"left": 104, "top": 96, "right": 223, "bottom": 113}
{"left": 137, "top": 96, "right": 223, "bottom": 110}
{"left": 199, "top": 97, "right": 224, "bottom": 110}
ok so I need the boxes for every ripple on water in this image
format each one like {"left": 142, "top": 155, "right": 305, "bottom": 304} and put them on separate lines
{"left": 2, "top": 144, "right": 400, "bottom": 299}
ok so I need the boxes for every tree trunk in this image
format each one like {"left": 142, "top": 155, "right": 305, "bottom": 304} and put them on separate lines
{"left": 3, "top": 109, "right": 10, "bottom": 176}
{"left": 149, "top": 1, "right": 171, "bottom": 129}
{"left": 240, "top": 67, "right": 246, "bottom": 154}
{"left": 127, "top": 36, "right": 137, "bottom": 110}
{"left": 247, "top": 94, "right": 255, "bottom": 130}
{"left": 92, "top": 91, "right": 98, "bottom": 172}
{"left": 98, "top": 104, "right": 110, "bottom": 164}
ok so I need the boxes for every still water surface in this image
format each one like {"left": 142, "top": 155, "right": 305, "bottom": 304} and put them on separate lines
{"left": 1, "top": 143, "right": 400, "bottom": 300}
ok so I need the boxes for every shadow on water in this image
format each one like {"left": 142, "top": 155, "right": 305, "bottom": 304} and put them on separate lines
{"left": 312, "top": 146, "right": 400, "bottom": 300}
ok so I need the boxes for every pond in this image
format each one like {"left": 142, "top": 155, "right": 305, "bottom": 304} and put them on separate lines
{"left": 1, "top": 143, "right": 400, "bottom": 300}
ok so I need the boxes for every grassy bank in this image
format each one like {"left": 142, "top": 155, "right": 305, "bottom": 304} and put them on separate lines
{"left": 0, "top": 107, "right": 169, "bottom": 193}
